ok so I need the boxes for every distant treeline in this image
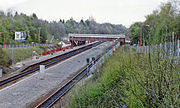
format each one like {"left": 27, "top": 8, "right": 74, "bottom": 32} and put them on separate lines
{"left": 0, "top": 11, "right": 127, "bottom": 44}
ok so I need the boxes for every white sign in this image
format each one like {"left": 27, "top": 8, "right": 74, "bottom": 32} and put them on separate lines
{"left": 40, "top": 65, "right": 45, "bottom": 73}
{"left": 15, "top": 32, "right": 26, "bottom": 41}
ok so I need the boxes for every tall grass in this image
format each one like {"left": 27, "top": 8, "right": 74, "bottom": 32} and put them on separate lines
{"left": 2, "top": 47, "right": 43, "bottom": 65}
{"left": 68, "top": 46, "right": 180, "bottom": 108}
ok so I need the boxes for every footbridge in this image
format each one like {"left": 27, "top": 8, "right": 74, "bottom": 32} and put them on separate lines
{"left": 69, "top": 34, "right": 125, "bottom": 46}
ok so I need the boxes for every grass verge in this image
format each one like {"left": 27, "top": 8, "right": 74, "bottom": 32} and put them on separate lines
{"left": 0, "top": 47, "right": 43, "bottom": 74}
{"left": 2, "top": 47, "right": 43, "bottom": 64}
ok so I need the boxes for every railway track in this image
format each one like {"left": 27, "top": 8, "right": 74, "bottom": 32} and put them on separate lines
{"left": 35, "top": 54, "right": 103, "bottom": 108}
{"left": 0, "top": 42, "right": 103, "bottom": 88}
{"left": 35, "top": 43, "right": 115, "bottom": 108}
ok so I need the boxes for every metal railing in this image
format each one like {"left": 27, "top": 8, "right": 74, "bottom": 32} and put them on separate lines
{"left": 130, "top": 40, "right": 180, "bottom": 62}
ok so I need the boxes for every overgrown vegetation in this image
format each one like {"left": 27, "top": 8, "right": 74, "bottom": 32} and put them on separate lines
{"left": 0, "top": 47, "right": 43, "bottom": 74}
{"left": 2, "top": 47, "right": 43, "bottom": 64}
{"left": 68, "top": 45, "right": 179, "bottom": 107}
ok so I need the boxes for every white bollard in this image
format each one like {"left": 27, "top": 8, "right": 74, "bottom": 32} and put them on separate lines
{"left": 40, "top": 65, "right": 45, "bottom": 73}
{"left": 0, "top": 69, "right": 2, "bottom": 78}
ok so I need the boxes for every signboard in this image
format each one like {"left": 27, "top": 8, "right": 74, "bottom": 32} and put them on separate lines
{"left": 15, "top": 32, "right": 26, "bottom": 41}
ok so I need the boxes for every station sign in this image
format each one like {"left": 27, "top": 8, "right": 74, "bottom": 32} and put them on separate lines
{"left": 15, "top": 31, "right": 26, "bottom": 41}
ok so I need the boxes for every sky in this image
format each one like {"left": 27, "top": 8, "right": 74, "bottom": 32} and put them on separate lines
{"left": 0, "top": 0, "right": 168, "bottom": 27}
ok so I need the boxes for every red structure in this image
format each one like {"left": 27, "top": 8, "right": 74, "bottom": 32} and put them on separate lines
{"left": 42, "top": 45, "right": 72, "bottom": 56}
{"left": 42, "top": 34, "right": 125, "bottom": 57}
{"left": 69, "top": 34, "right": 125, "bottom": 46}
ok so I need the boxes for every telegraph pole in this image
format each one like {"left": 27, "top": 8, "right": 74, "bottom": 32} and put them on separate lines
{"left": 140, "top": 24, "right": 150, "bottom": 50}
{"left": 140, "top": 25, "right": 143, "bottom": 48}
{"left": 31, "top": 42, "right": 33, "bottom": 60}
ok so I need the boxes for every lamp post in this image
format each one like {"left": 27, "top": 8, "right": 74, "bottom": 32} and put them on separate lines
{"left": 11, "top": 41, "right": 14, "bottom": 67}
{"left": 31, "top": 42, "right": 34, "bottom": 60}
{"left": 28, "top": 31, "right": 30, "bottom": 38}
{"left": 46, "top": 40, "right": 48, "bottom": 46}
{"left": 56, "top": 39, "right": 59, "bottom": 49}
{"left": 140, "top": 24, "right": 150, "bottom": 47}
{"left": 38, "top": 27, "right": 41, "bottom": 45}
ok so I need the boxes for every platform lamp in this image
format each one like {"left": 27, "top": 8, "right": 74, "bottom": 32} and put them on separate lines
{"left": 46, "top": 40, "right": 48, "bottom": 46}
{"left": 56, "top": 39, "right": 59, "bottom": 49}
{"left": 10, "top": 40, "right": 14, "bottom": 68}
{"left": 38, "top": 27, "right": 41, "bottom": 45}
{"left": 140, "top": 24, "right": 150, "bottom": 48}
{"left": 31, "top": 42, "right": 34, "bottom": 60}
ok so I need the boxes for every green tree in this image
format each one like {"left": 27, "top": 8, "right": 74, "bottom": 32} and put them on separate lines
{"left": 129, "top": 22, "right": 142, "bottom": 44}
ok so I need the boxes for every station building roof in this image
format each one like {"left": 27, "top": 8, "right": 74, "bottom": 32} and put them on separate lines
{"left": 69, "top": 34, "right": 125, "bottom": 39}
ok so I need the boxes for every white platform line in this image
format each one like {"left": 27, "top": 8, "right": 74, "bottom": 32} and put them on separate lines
{"left": 0, "top": 72, "right": 39, "bottom": 92}
{"left": 0, "top": 43, "right": 106, "bottom": 92}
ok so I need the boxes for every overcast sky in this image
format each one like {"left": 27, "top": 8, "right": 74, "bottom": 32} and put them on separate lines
{"left": 0, "top": 0, "right": 168, "bottom": 27}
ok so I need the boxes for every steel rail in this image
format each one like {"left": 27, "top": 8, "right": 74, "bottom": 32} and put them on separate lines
{"left": 0, "top": 42, "right": 103, "bottom": 87}
{"left": 35, "top": 54, "right": 104, "bottom": 108}
{"left": 35, "top": 43, "right": 116, "bottom": 108}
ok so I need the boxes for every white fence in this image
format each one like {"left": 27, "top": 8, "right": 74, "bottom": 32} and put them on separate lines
{"left": 131, "top": 40, "right": 180, "bottom": 62}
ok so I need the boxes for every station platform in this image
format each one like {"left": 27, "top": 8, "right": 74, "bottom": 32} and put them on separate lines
{"left": 0, "top": 42, "right": 112, "bottom": 108}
